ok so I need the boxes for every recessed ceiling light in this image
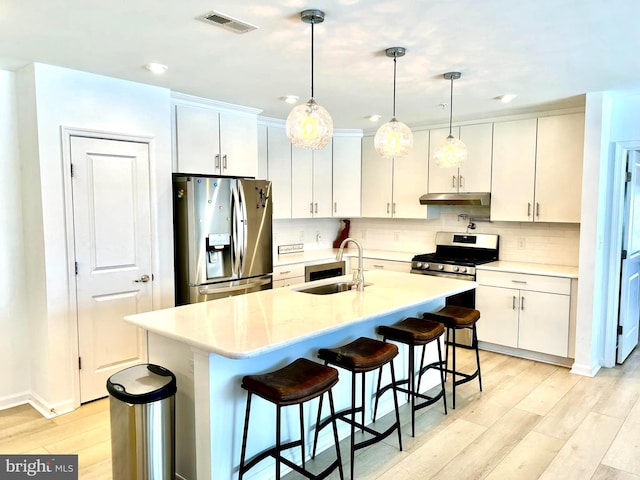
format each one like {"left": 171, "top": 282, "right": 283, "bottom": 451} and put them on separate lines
{"left": 283, "top": 95, "right": 299, "bottom": 104}
{"left": 369, "top": 114, "right": 382, "bottom": 122}
{"left": 145, "top": 63, "right": 168, "bottom": 75}
{"left": 498, "top": 93, "right": 517, "bottom": 103}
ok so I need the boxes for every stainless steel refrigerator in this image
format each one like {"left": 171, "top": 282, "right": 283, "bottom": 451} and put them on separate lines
{"left": 173, "top": 175, "right": 273, "bottom": 305}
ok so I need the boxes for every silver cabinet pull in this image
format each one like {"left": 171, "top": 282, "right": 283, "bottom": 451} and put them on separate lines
{"left": 459, "top": 175, "right": 464, "bottom": 189}
{"left": 134, "top": 274, "right": 150, "bottom": 283}
{"left": 373, "top": 264, "right": 384, "bottom": 269}
{"left": 511, "top": 280, "right": 527, "bottom": 284}
{"left": 392, "top": 203, "right": 396, "bottom": 215}
{"left": 309, "top": 203, "right": 314, "bottom": 214}
{"left": 536, "top": 202, "right": 540, "bottom": 218}
{"left": 452, "top": 175, "right": 456, "bottom": 188}
{"left": 215, "top": 154, "right": 220, "bottom": 169}
{"left": 222, "top": 154, "right": 228, "bottom": 170}
{"left": 334, "top": 202, "right": 337, "bottom": 213}
{"left": 521, "top": 296, "right": 525, "bottom": 310}
{"left": 279, "top": 270, "right": 291, "bottom": 275}
{"left": 387, "top": 203, "right": 390, "bottom": 214}
{"left": 314, "top": 203, "right": 318, "bottom": 214}
{"left": 512, "top": 295, "right": 517, "bottom": 310}
{"left": 527, "top": 202, "right": 531, "bottom": 217}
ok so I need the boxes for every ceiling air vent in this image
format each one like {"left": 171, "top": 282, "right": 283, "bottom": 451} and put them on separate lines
{"left": 198, "top": 11, "right": 258, "bottom": 34}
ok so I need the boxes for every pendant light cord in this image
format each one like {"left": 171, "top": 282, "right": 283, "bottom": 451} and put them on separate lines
{"left": 310, "top": 21, "right": 315, "bottom": 99}
{"left": 448, "top": 76, "right": 454, "bottom": 136}
{"left": 392, "top": 54, "right": 397, "bottom": 117}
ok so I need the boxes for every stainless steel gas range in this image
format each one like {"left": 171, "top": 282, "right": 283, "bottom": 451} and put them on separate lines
{"left": 411, "top": 231, "right": 499, "bottom": 344}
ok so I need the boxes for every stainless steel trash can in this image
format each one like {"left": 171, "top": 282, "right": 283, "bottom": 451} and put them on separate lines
{"left": 107, "top": 363, "right": 177, "bottom": 480}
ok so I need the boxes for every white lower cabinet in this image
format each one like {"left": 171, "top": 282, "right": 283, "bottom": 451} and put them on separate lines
{"left": 272, "top": 263, "right": 305, "bottom": 288}
{"left": 476, "top": 270, "right": 571, "bottom": 357}
{"left": 351, "top": 258, "right": 410, "bottom": 273}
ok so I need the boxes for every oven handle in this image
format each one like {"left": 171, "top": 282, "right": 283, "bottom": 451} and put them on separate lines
{"left": 411, "top": 270, "right": 475, "bottom": 281}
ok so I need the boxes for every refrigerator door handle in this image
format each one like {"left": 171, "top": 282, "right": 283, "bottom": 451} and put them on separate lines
{"left": 231, "top": 182, "right": 243, "bottom": 276}
{"left": 237, "top": 180, "right": 249, "bottom": 275}
{"left": 198, "top": 277, "right": 271, "bottom": 295}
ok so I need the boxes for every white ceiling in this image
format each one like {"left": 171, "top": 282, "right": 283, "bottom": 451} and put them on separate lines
{"left": 1, "top": 0, "right": 639, "bottom": 130}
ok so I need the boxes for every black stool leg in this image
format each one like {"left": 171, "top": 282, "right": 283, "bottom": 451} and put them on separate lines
{"left": 451, "top": 327, "right": 457, "bottom": 409}
{"left": 408, "top": 341, "right": 416, "bottom": 437}
{"left": 436, "top": 336, "right": 448, "bottom": 415}
{"left": 239, "top": 392, "right": 252, "bottom": 480}
{"left": 473, "top": 324, "right": 483, "bottom": 391}
{"left": 276, "top": 404, "right": 282, "bottom": 479}
{"left": 389, "top": 360, "right": 403, "bottom": 451}
{"left": 350, "top": 371, "right": 356, "bottom": 480}
{"left": 299, "top": 403, "right": 305, "bottom": 469}
{"left": 327, "top": 389, "right": 345, "bottom": 480}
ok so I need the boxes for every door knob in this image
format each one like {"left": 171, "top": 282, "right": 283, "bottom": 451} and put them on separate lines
{"left": 134, "top": 274, "right": 150, "bottom": 283}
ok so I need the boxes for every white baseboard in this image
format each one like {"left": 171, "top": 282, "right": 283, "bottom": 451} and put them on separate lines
{"left": 570, "top": 361, "right": 601, "bottom": 377}
{"left": 0, "top": 391, "right": 31, "bottom": 412}
{"left": 0, "top": 391, "right": 76, "bottom": 419}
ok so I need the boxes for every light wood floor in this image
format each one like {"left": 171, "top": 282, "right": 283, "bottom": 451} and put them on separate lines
{"left": 3, "top": 347, "right": 640, "bottom": 479}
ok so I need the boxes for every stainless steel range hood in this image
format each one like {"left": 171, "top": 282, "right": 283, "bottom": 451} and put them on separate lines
{"left": 419, "top": 192, "right": 491, "bottom": 206}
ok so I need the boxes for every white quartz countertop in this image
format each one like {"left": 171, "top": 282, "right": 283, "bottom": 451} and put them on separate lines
{"left": 274, "top": 248, "right": 415, "bottom": 267}
{"left": 477, "top": 261, "right": 579, "bottom": 278}
{"left": 125, "top": 270, "right": 473, "bottom": 359}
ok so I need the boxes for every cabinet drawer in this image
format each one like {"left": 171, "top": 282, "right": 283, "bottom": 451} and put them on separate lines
{"left": 477, "top": 270, "right": 571, "bottom": 295}
{"left": 273, "top": 263, "right": 305, "bottom": 280}
{"left": 273, "top": 276, "right": 305, "bottom": 288}
{"left": 358, "top": 258, "right": 411, "bottom": 273}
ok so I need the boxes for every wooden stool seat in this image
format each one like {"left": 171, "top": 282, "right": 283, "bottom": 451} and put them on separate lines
{"left": 241, "top": 358, "right": 338, "bottom": 405}
{"left": 376, "top": 318, "right": 447, "bottom": 436}
{"left": 239, "top": 358, "right": 344, "bottom": 480}
{"left": 313, "top": 337, "right": 402, "bottom": 480}
{"left": 317, "top": 336, "right": 398, "bottom": 371}
{"left": 423, "top": 306, "right": 483, "bottom": 409}
{"left": 423, "top": 305, "right": 480, "bottom": 327}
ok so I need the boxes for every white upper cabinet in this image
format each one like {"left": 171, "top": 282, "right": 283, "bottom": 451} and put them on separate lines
{"left": 291, "top": 141, "right": 333, "bottom": 218}
{"left": 332, "top": 136, "right": 362, "bottom": 218}
{"left": 535, "top": 113, "right": 585, "bottom": 223}
{"left": 175, "top": 103, "right": 257, "bottom": 177}
{"left": 361, "top": 131, "right": 433, "bottom": 219}
{"left": 428, "top": 123, "right": 492, "bottom": 194}
{"left": 491, "top": 113, "right": 584, "bottom": 223}
{"left": 265, "top": 126, "right": 292, "bottom": 219}
{"left": 490, "top": 118, "right": 538, "bottom": 222}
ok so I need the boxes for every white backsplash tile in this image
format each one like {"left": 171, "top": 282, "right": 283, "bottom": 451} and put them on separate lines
{"left": 274, "top": 207, "right": 580, "bottom": 266}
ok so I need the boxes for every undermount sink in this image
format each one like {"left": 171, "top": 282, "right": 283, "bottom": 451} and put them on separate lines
{"left": 296, "top": 281, "right": 372, "bottom": 295}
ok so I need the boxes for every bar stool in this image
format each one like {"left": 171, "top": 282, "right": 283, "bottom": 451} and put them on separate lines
{"left": 239, "top": 358, "right": 344, "bottom": 480}
{"left": 375, "top": 317, "right": 447, "bottom": 437}
{"left": 312, "top": 337, "right": 402, "bottom": 480}
{"left": 423, "top": 305, "right": 482, "bottom": 409}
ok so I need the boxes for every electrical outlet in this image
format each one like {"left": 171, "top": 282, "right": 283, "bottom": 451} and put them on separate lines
{"left": 361, "top": 230, "right": 367, "bottom": 241}
{"left": 518, "top": 237, "right": 526, "bottom": 249}
{"left": 315, "top": 230, "right": 321, "bottom": 243}
{"left": 299, "top": 230, "right": 305, "bottom": 242}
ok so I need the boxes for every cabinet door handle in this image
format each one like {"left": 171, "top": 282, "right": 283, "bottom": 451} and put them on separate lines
{"left": 513, "top": 295, "right": 517, "bottom": 310}
{"left": 527, "top": 202, "right": 532, "bottom": 217}
{"left": 521, "top": 296, "right": 525, "bottom": 310}
{"left": 309, "top": 203, "right": 313, "bottom": 214}
{"left": 459, "top": 175, "right": 464, "bottom": 189}
{"left": 387, "top": 203, "right": 390, "bottom": 214}
{"left": 511, "top": 280, "right": 527, "bottom": 284}
{"left": 373, "top": 264, "right": 384, "bottom": 269}
{"left": 279, "top": 270, "right": 291, "bottom": 275}
{"left": 536, "top": 202, "right": 540, "bottom": 218}
{"left": 452, "top": 175, "right": 457, "bottom": 188}
{"left": 392, "top": 203, "right": 396, "bottom": 215}
{"left": 215, "top": 154, "right": 221, "bottom": 169}
{"left": 314, "top": 203, "right": 318, "bottom": 214}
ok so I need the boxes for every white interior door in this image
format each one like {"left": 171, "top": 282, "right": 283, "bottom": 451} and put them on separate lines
{"left": 618, "top": 150, "right": 640, "bottom": 363}
{"left": 71, "top": 136, "right": 153, "bottom": 403}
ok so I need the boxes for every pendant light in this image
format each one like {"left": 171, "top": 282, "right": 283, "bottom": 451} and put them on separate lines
{"left": 433, "top": 72, "right": 468, "bottom": 168}
{"left": 285, "top": 9, "right": 333, "bottom": 150}
{"left": 374, "top": 47, "right": 413, "bottom": 158}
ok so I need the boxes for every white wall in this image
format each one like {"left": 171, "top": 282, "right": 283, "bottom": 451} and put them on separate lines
{"left": 13, "top": 63, "right": 173, "bottom": 413}
{"left": 0, "top": 70, "right": 29, "bottom": 406}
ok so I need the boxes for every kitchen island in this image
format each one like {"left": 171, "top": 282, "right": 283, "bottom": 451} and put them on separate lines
{"left": 125, "top": 270, "right": 475, "bottom": 480}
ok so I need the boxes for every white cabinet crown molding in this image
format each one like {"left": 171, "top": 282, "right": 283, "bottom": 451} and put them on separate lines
{"left": 172, "top": 91, "right": 262, "bottom": 116}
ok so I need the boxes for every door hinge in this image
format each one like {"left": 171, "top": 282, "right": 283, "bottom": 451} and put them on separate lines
{"left": 618, "top": 325, "right": 623, "bottom": 335}
{"left": 78, "top": 357, "right": 82, "bottom": 370}
{"left": 626, "top": 171, "right": 632, "bottom": 182}
{"left": 71, "top": 163, "right": 75, "bottom": 178}
{"left": 622, "top": 250, "right": 628, "bottom": 260}
{"left": 75, "top": 262, "right": 78, "bottom": 275}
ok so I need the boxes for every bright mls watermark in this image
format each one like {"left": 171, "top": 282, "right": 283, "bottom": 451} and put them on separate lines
{"left": 0, "top": 455, "right": 77, "bottom": 479}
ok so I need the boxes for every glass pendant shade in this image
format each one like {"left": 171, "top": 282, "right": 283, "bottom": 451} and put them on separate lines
{"left": 286, "top": 98, "right": 333, "bottom": 150}
{"left": 374, "top": 118, "right": 414, "bottom": 158}
{"left": 434, "top": 134, "right": 468, "bottom": 167}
